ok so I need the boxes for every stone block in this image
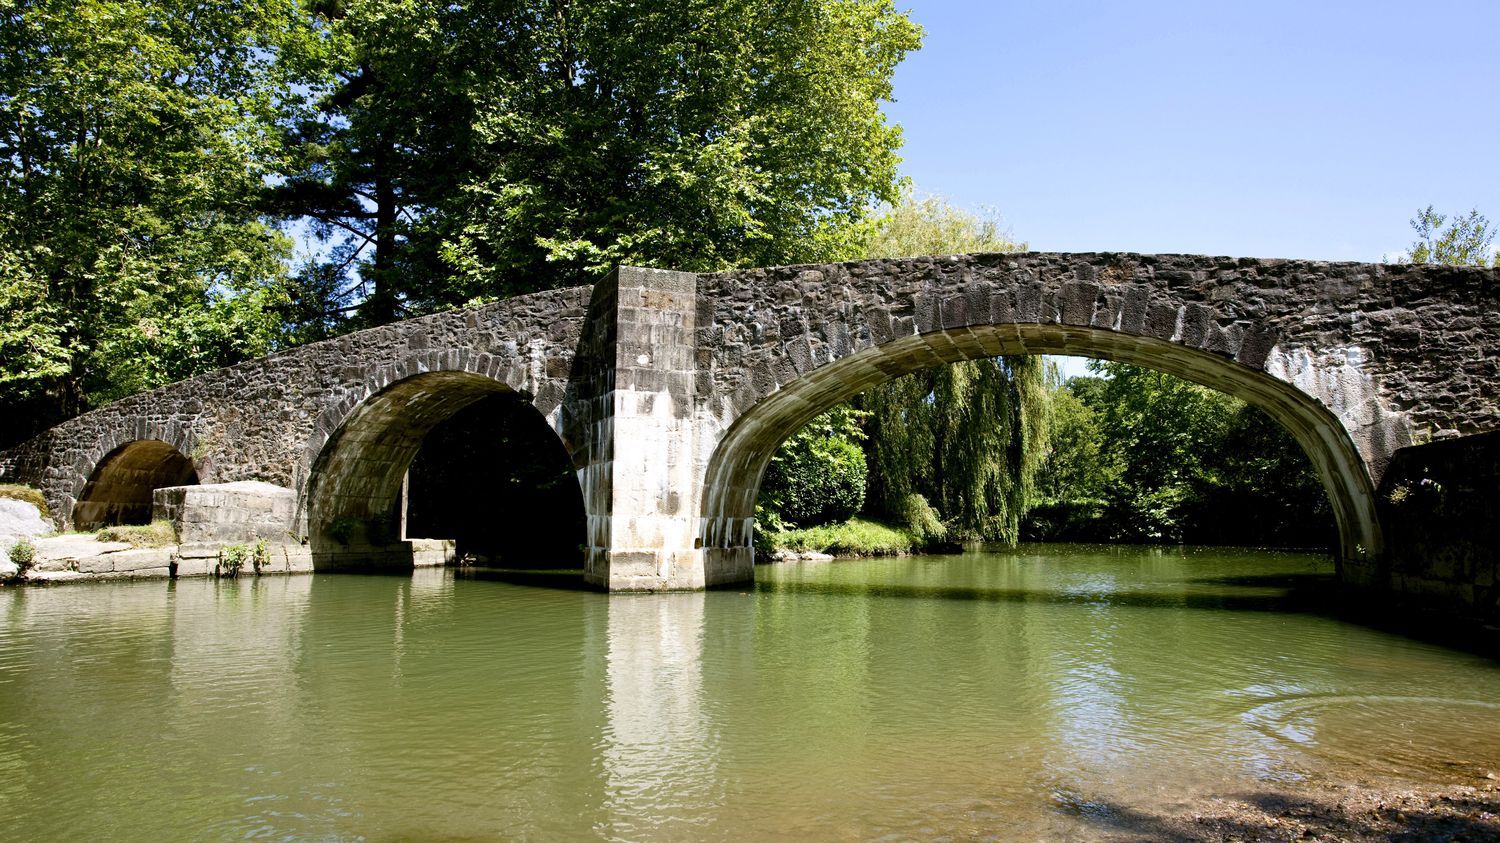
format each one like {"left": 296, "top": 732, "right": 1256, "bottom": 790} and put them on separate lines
{"left": 111, "top": 548, "right": 172, "bottom": 572}
{"left": 173, "top": 558, "right": 214, "bottom": 578}
{"left": 177, "top": 543, "right": 220, "bottom": 559}
{"left": 284, "top": 546, "right": 314, "bottom": 573}
{"left": 76, "top": 555, "right": 115, "bottom": 574}
{"left": 154, "top": 481, "right": 295, "bottom": 544}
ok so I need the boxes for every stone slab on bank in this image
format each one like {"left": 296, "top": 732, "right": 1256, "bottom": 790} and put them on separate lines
{"left": 7, "top": 535, "right": 455, "bottom": 585}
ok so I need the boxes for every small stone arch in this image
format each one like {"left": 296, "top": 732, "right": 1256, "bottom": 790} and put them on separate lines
{"left": 72, "top": 439, "right": 200, "bottom": 530}
{"left": 697, "top": 323, "right": 1383, "bottom": 581}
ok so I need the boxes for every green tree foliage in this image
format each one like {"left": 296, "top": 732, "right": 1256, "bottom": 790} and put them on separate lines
{"left": 759, "top": 406, "right": 868, "bottom": 528}
{"left": 1030, "top": 363, "right": 1333, "bottom": 547}
{"left": 269, "top": 0, "right": 475, "bottom": 327}
{"left": 0, "top": 0, "right": 318, "bottom": 444}
{"left": 861, "top": 356, "right": 1049, "bottom": 544}
{"left": 276, "top": 0, "right": 922, "bottom": 322}
{"left": 1405, "top": 205, "right": 1497, "bottom": 267}
{"left": 856, "top": 193, "right": 1049, "bottom": 545}
{"left": 862, "top": 192, "right": 1021, "bottom": 258}
{"left": 1024, "top": 381, "right": 1122, "bottom": 538}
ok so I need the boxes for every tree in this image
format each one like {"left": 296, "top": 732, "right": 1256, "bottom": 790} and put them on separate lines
{"left": 1025, "top": 379, "right": 1123, "bottom": 539}
{"left": 0, "top": 0, "right": 318, "bottom": 445}
{"left": 275, "top": 0, "right": 924, "bottom": 323}
{"left": 759, "top": 406, "right": 868, "bottom": 528}
{"left": 268, "top": 0, "right": 475, "bottom": 328}
{"left": 1032, "top": 362, "right": 1333, "bottom": 547}
{"left": 1405, "top": 205, "right": 1497, "bottom": 267}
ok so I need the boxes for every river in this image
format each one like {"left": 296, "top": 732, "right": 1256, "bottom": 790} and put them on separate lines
{"left": 2, "top": 545, "right": 1498, "bottom": 839}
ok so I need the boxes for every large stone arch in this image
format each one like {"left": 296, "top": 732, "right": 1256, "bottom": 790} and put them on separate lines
{"left": 696, "top": 323, "right": 1382, "bottom": 584}
{"left": 299, "top": 357, "right": 581, "bottom": 568}
{"left": 640, "top": 253, "right": 1481, "bottom": 592}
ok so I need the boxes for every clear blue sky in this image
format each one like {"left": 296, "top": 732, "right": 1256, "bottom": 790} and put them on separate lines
{"left": 884, "top": 0, "right": 1500, "bottom": 262}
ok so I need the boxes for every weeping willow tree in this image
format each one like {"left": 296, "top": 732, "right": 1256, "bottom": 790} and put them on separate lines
{"left": 756, "top": 191, "right": 1053, "bottom": 545}
{"left": 857, "top": 193, "right": 1051, "bottom": 545}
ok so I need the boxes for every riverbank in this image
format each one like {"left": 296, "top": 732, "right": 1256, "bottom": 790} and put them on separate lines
{"left": 759, "top": 516, "right": 923, "bottom": 561}
{"left": 4, "top": 532, "right": 455, "bottom": 584}
{"left": 1093, "top": 772, "right": 1500, "bottom": 842}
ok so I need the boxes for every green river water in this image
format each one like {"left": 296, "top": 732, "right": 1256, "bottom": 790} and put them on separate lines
{"left": 2, "top": 545, "right": 1499, "bottom": 840}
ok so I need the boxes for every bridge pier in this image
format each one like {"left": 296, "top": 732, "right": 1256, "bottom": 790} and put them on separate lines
{"left": 578, "top": 268, "right": 749, "bottom": 591}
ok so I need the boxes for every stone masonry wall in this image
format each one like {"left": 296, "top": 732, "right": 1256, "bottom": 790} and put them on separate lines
{"left": 0, "top": 286, "right": 592, "bottom": 532}
{"left": 693, "top": 254, "right": 1499, "bottom": 481}
{"left": 0, "top": 252, "right": 1494, "bottom": 603}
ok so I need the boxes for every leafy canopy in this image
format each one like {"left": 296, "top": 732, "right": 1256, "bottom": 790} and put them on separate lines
{"left": 0, "top": 0, "right": 321, "bottom": 443}
{"left": 276, "top": 0, "right": 924, "bottom": 322}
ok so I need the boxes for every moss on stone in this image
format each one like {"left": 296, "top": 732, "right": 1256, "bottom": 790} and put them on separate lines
{"left": 95, "top": 520, "right": 178, "bottom": 548}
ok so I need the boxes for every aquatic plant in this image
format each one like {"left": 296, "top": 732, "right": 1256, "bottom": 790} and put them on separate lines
{"left": 219, "top": 544, "right": 249, "bottom": 578}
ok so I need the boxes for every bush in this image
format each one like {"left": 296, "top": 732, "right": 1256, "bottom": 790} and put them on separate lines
{"left": 0, "top": 484, "right": 50, "bottom": 521}
{"left": 96, "top": 520, "right": 178, "bottom": 548}
{"left": 760, "top": 407, "right": 868, "bottom": 528}
{"left": 8, "top": 537, "right": 36, "bottom": 573}
{"left": 219, "top": 544, "right": 249, "bottom": 578}
{"left": 765, "top": 517, "right": 918, "bottom": 557}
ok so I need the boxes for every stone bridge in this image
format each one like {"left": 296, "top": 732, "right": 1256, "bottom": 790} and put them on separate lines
{"left": 2, "top": 253, "right": 1496, "bottom": 613}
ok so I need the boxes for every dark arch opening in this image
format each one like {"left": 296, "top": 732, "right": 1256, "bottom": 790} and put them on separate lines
{"left": 405, "top": 392, "right": 585, "bottom": 566}
{"left": 305, "top": 371, "right": 586, "bottom": 568}
{"left": 699, "top": 325, "right": 1381, "bottom": 583}
{"left": 74, "top": 440, "right": 198, "bottom": 530}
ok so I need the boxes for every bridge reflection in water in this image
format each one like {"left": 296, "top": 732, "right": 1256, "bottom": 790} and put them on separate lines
{"left": 2, "top": 547, "right": 1500, "bottom": 838}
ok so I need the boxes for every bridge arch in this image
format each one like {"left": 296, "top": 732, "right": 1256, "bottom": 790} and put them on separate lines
{"left": 697, "top": 323, "right": 1382, "bottom": 578}
{"left": 73, "top": 438, "right": 200, "bottom": 530}
{"left": 301, "top": 361, "right": 583, "bottom": 565}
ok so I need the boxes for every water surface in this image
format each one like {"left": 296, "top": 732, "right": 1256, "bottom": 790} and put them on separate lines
{"left": 2, "top": 545, "right": 1498, "bottom": 840}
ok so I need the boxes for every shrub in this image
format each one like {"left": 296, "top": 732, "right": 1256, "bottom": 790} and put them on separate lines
{"left": 219, "top": 544, "right": 249, "bottom": 578}
{"left": 760, "top": 407, "right": 868, "bottom": 528}
{"left": 766, "top": 517, "right": 917, "bottom": 557}
{"left": 8, "top": 537, "right": 36, "bottom": 573}
{"left": 252, "top": 538, "right": 269, "bottom": 574}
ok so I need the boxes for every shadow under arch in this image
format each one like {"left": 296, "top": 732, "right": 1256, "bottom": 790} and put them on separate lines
{"left": 698, "top": 324, "right": 1381, "bottom": 578}
{"left": 305, "top": 370, "right": 584, "bottom": 569}
{"left": 73, "top": 439, "right": 199, "bottom": 530}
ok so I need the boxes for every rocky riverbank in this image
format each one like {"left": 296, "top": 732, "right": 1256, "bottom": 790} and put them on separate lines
{"left": 1085, "top": 773, "right": 1500, "bottom": 841}
{"left": 4, "top": 532, "right": 456, "bottom": 584}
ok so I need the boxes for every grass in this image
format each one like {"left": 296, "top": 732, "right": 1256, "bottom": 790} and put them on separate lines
{"left": 764, "top": 517, "right": 920, "bottom": 558}
{"left": 95, "top": 520, "right": 178, "bottom": 548}
{"left": 0, "top": 484, "right": 49, "bottom": 521}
